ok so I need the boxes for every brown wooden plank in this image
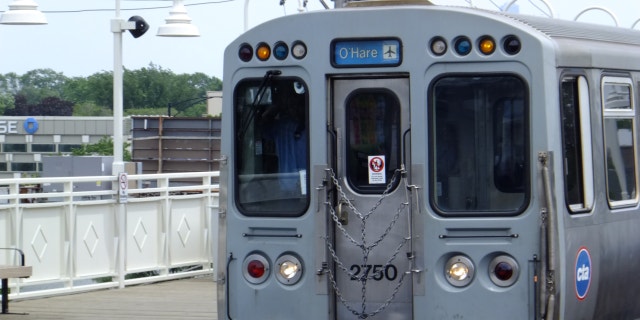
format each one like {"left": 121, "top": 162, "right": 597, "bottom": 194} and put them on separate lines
{"left": 1, "top": 277, "right": 217, "bottom": 319}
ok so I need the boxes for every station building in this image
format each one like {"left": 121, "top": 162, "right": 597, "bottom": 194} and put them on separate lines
{"left": 0, "top": 92, "right": 223, "bottom": 179}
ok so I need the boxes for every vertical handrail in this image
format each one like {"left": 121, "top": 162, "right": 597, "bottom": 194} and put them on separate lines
{"left": 0, "top": 248, "right": 26, "bottom": 266}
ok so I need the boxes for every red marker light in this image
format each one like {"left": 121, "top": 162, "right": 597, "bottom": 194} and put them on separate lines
{"left": 493, "top": 261, "right": 513, "bottom": 281}
{"left": 242, "top": 253, "right": 270, "bottom": 284}
{"left": 489, "top": 255, "right": 519, "bottom": 287}
{"left": 247, "top": 260, "right": 266, "bottom": 278}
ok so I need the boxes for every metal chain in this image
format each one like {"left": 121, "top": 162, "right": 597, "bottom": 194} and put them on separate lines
{"left": 323, "top": 166, "right": 412, "bottom": 319}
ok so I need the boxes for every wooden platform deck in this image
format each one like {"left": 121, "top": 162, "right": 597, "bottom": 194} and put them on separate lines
{"left": 0, "top": 277, "right": 217, "bottom": 319}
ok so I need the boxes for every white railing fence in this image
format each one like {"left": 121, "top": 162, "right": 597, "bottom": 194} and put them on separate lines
{"left": 0, "top": 172, "right": 220, "bottom": 300}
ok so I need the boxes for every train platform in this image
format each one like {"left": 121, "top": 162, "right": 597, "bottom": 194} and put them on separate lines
{"left": 0, "top": 277, "right": 217, "bottom": 319}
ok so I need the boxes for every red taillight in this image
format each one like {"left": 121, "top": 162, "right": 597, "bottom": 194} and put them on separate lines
{"left": 489, "top": 255, "right": 519, "bottom": 287}
{"left": 493, "top": 261, "right": 513, "bottom": 281}
{"left": 247, "top": 260, "right": 266, "bottom": 278}
{"left": 242, "top": 253, "right": 270, "bottom": 284}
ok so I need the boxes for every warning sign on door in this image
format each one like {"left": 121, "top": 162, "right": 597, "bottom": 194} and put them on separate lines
{"left": 368, "top": 155, "right": 386, "bottom": 184}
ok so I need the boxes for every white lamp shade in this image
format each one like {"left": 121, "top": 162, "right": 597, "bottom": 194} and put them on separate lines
{"left": 157, "top": 0, "right": 200, "bottom": 37}
{"left": 0, "top": 0, "right": 47, "bottom": 25}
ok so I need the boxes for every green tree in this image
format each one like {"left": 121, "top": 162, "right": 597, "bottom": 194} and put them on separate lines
{"left": 72, "top": 136, "right": 131, "bottom": 161}
{"left": 0, "top": 92, "right": 14, "bottom": 115}
{"left": 4, "top": 94, "right": 73, "bottom": 116}
{"left": 2, "top": 66, "right": 223, "bottom": 117}
{"left": 73, "top": 101, "right": 112, "bottom": 116}
{"left": 19, "top": 68, "right": 69, "bottom": 104}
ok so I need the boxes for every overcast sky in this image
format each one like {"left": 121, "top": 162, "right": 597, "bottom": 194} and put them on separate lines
{"left": 0, "top": 0, "right": 637, "bottom": 79}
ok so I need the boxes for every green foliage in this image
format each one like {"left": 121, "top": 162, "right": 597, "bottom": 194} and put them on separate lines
{"left": 2, "top": 65, "right": 223, "bottom": 117}
{"left": 72, "top": 136, "right": 131, "bottom": 161}
{"left": 4, "top": 94, "right": 73, "bottom": 116}
{"left": 73, "top": 101, "right": 113, "bottom": 116}
{"left": 0, "top": 92, "right": 14, "bottom": 115}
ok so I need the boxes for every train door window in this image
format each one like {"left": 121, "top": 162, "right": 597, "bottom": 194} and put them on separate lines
{"left": 602, "top": 77, "right": 638, "bottom": 207}
{"left": 234, "top": 77, "right": 310, "bottom": 216}
{"left": 560, "top": 76, "right": 594, "bottom": 213}
{"left": 345, "top": 89, "right": 401, "bottom": 194}
{"left": 431, "top": 75, "right": 528, "bottom": 216}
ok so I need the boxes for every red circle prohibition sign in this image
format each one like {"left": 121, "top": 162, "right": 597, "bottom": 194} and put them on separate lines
{"left": 369, "top": 156, "right": 384, "bottom": 173}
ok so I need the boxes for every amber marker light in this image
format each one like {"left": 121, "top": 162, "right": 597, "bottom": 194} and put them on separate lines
{"left": 479, "top": 36, "right": 496, "bottom": 55}
{"left": 256, "top": 42, "right": 271, "bottom": 61}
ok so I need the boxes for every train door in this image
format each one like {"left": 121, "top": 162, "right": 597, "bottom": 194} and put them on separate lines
{"left": 327, "top": 77, "right": 412, "bottom": 319}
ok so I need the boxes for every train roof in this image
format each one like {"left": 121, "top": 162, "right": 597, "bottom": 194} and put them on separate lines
{"left": 492, "top": 10, "right": 640, "bottom": 69}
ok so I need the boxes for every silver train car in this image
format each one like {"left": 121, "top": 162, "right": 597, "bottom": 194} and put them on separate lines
{"left": 216, "top": 1, "right": 640, "bottom": 319}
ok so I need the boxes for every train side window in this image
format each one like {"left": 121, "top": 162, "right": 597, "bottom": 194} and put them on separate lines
{"left": 560, "top": 76, "right": 594, "bottom": 213}
{"left": 233, "top": 77, "right": 310, "bottom": 216}
{"left": 602, "top": 77, "right": 638, "bottom": 207}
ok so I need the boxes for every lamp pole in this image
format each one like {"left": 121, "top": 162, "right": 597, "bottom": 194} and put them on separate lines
{"left": 113, "top": 0, "right": 125, "bottom": 176}
{"left": 112, "top": 0, "right": 127, "bottom": 290}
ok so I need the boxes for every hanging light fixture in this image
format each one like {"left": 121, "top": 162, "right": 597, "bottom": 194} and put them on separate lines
{"left": 157, "top": 0, "right": 200, "bottom": 37}
{"left": 0, "top": 0, "right": 47, "bottom": 25}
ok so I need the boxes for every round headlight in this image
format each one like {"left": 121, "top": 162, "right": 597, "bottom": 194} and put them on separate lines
{"left": 445, "top": 255, "right": 474, "bottom": 287}
{"left": 275, "top": 254, "right": 303, "bottom": 285}
{"left": 243, "top": 253, "right": 270, "bottom": 284}
{"left": 489, "top": 255, "right": 519, "bottom": 287}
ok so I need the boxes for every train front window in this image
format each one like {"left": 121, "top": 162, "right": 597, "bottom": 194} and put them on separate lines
{"left": 431, "top": 75, "right": 528, "bottom": 215}
{"left": 234, "top": 77, "right": 310, "bottom": 216}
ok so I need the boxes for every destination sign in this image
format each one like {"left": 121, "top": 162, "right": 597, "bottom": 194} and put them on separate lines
{"left": 332, "top": 38, "right": 401, "bottom": 67}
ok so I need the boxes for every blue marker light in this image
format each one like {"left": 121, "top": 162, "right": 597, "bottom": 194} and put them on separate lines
{"left": 273, "top": 42, "right": 289, "bottom": 60}
{"left": 454, "top": 37, "right": 472, "bottom": 56}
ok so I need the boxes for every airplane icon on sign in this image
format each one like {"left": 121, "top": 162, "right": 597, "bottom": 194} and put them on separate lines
{"left": 383, "top": 44, "right": 397, "bottom": 59}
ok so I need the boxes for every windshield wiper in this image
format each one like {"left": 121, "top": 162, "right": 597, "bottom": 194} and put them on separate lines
{"left": 238, "top": 70, "right": 282, "bottom": 141}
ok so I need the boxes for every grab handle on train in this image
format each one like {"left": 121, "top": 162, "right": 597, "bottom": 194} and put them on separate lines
{"left": 337, "top": 200, "right": 348, "bottom": 225}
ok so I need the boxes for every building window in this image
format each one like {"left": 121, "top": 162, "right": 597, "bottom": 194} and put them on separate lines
{"left": 4, "top": 144, "right": 27, "bottom": 152}
{"left": 59, "top": 144, "right": 82, "bottom": 153}
{"left": 32, "top": 144, "right": 56, "bottom": 152}
{"left": 11, "top": 162, "right": 37, "bottom": 172}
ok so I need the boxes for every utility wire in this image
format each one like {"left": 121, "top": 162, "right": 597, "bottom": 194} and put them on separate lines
{"left": 26, "top": 0, "right": 236, "bottom": 14}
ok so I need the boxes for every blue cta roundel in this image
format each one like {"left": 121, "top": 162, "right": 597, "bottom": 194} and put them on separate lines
{"left": 23, "top": 117, "right": 39, "bottom": 134}
{"left": 575, "top": 247, "right": 592, "bottom": 300}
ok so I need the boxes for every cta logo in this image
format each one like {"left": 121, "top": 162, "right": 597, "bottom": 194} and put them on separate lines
{"left": 575, "top": 247, "right": 592, "bottom": 300}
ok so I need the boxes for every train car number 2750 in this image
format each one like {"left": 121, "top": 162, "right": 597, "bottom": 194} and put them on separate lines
{"left": 349, "top": 264, "right": 398, "bottom": 281}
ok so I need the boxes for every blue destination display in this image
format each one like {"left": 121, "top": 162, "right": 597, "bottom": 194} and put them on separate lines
{"left": 332, "top": 39, "right": 401, "bottom": 67}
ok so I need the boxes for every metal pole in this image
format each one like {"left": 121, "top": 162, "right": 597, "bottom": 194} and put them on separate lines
{"left": 244, "top": 0, "right": 250, "bottom": 31}
{"left": 113, "top": 0, "right": 126, "bottom": 290}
